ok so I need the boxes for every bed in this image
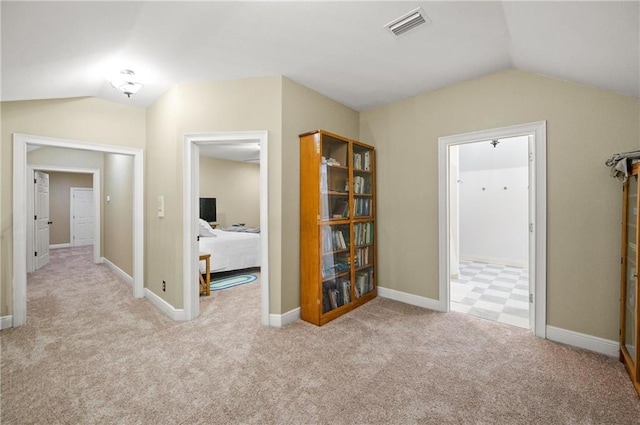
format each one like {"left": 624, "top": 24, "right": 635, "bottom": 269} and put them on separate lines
{"left": 198, "top": 227, "right": 261, "bottom": 274}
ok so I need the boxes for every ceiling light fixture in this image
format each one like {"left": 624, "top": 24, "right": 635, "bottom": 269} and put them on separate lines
{"left": 110, "top": 69, "right": 143, "bottom": 98}
{"left": 384, "top": 7, "right": 430, "bottom": 36}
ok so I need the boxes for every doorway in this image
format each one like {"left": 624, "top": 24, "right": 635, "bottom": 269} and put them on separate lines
{"left": 184, "top": 131, "right": 270, "bottom": 325}
{"left": 438, "top": 121, "right": 547, "bottom": 338}
{"left": 26, "top": 166, "right": 100, "bottom": 272}
{"left": 449, "top": 136, "right": 530, "bottom": 328}
{"left": 13, "top": 133, "right": 144, "bottom": 327}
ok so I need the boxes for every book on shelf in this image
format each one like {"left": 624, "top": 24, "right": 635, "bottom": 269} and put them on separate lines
{"left": 332, "top": 198, "right": 349, "bottom": 218}
{"left": 355, "top": 246, "right": 370, "bottom": 267}
{"left": 354, "top": 153, "right": 362, "bottom": 170}
{"left": 354, "top": 222, "right": 373, "bottom": 245}
{"left": 322, "top": 278, "right": 352, "bottom": 313}
{"left": 353, "top": 175, "right": 369, "bottom": 194}
{"left": 355, "top": 269, "right": 374, "bottom": 298}
{"left": 354, "top": 198, "right": 371, "bottom": 217}
{"left": 354, "top": 151, "right": 371, "bottom": 171}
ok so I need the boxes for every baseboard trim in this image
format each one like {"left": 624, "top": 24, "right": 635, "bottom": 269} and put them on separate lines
{"left": 102, "top": 257, "right": 133, "bottom": 286}
{"left": 0, "top": 315, "right": 13, "bottom": 330}
{"left": 546, "top": 325, "right": 618, "bottom": 357}
{"left": 270, "top": 307, "right": 300, "bottom": 327}
{"left": 460, "top": 254, "right": 527, "bottom": 268}
{"left": 49, "top": 243, "right": 71, "bottom": 249}
{"left": 377, "top": 286, "right": 442, "bottom": 312}
{"left": 143, "top": 288, "right": 186, "bottom": 321}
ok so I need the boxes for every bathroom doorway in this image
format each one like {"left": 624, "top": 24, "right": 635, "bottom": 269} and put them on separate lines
{"left": 449, "top": 136, "right": 530, "bottom": 328}
{"left": 438, "top": 121, "right": 547, "bottom": 337}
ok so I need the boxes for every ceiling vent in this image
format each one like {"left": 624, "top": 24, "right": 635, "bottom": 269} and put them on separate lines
{"left": 384, "top": 7, "right": 429, "bottom": 36}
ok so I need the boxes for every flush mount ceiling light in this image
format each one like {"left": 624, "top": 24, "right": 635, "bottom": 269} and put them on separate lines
{"left": 384, "top": 7, "right": 430, "bottom": 36}
{"left": 110, "top": 69, "right": 143, "bottom": 98}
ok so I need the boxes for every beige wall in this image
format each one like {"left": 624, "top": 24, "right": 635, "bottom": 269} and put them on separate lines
{"left": 199, "top": 157, "right": 260, "bottom": 228}
{"left": 145, "top": 77, "right": 282, "bottom": 309}
{"left": 1, "top": 97, "right": 145, "bottom": 316}
{"left": 104, "top": 153, "right": 134, "bottom": 276}
{"left": 144, "top": 76, "right": 359, "bottom": 313}
{"left": 281, "top": 78, "right": 360, "bottom": 312}
{"left": 27, "top": 147, "right": 104, "bottom": 251}
{"left": 145, "top": 86, "right": 182, "bottom": 307}
{"left": 360, "top": 69, "right": 640, "bottom": 340}
{"left": 47, "top": 172, "right": 94, "bottom": 245}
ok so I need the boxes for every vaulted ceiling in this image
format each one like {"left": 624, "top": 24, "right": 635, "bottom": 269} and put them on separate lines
{"left": 2, "top": 1, "right": 638, "bottom": 112}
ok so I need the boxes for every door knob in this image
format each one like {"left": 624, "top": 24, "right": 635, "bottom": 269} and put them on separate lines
{"left": 47, "top": 221, "right": 52, "bottom": 225}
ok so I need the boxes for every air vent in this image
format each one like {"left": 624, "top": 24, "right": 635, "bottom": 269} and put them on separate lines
{"left": 384, "top": 7, "right": 429, "bottom": 36}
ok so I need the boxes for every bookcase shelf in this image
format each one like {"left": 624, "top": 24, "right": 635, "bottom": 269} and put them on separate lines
{"left": 300, "top": 130, "right": 377, "bottom": 326}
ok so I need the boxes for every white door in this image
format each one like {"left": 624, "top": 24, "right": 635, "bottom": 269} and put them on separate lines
{"left": 34, "top": 171, "right": 50, "bottom": 270}
{"left": 71, "top": 188, "right": 94, "bottom": 247}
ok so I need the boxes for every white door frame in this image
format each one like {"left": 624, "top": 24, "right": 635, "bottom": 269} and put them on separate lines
{"left": 183, "top": 131, "right": 270, "bottom": 326}
{"left": 438, "top": 121, "right": 547, "bottom": 338}
{"left": 70, "top": 187, "right": 95, "bottom": 247}
{"left": 13, "top": 133, "right": 144, "bottom": 327}
{"left": 27, "top": 166, "right": 100, "bottom": 270}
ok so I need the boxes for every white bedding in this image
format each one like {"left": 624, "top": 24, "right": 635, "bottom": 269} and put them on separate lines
{"left": 199, "top": 228, "right": 261, "bottom": 273}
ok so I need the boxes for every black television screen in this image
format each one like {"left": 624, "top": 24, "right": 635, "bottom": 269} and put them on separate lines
{"left": 199, "top": 198, "right": 217, "bottom": 222}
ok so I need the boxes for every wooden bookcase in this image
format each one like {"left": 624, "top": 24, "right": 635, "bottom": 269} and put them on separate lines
{"left": 620, "top": 162, "right": 640, "bottom": 397}
{"left": 300, "top": 130, "right": 376, "bottom": 326}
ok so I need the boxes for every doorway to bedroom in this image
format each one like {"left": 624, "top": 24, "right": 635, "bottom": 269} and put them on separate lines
{"left": 184, "top": 131, "right": 269, "bottom": 325}
{"left": 197, "top": 140, "right": 262, "bottom": 318}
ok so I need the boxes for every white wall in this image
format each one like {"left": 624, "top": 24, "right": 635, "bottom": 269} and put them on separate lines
{"left": 458, "top": 136, "right": 529, "bottom": 267}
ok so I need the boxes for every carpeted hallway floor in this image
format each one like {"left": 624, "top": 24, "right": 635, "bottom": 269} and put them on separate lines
{"left": 2, "top": 246, "right": 640, "bottom": 424}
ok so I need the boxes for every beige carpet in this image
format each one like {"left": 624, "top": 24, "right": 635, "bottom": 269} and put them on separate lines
{"left": 1, "top": 246, "right": 639, "bottom": 424}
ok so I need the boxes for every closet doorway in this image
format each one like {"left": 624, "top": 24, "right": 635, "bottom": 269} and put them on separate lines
{"left": 438, "top": 121, "right": 547, "bottom": 337}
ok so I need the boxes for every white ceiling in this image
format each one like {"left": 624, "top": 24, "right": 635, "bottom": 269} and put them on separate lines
{"left": 7, "top": 1, "right": 637, "bottom": 164}
{"left": 2, "top": 1, "right": 638, "bottom": 113}
{"left": 458, "top": 136, "right": 529, "bottom": 172}
{"left": 199, "top": 140, "right": 261, "bottom": 163}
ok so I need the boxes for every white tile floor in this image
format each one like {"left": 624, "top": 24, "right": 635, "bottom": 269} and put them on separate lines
{"left": 450, "top": 260, "right": 530, "bottom": 329}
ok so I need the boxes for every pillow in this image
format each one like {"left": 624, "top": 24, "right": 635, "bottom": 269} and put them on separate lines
{"left": 199, "top": 218, "right": 217, "bottom": 237}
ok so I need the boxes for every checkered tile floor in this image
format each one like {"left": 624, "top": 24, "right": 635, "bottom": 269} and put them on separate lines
{"left": 450, "top": 260, "right": 530, "bottom": 329}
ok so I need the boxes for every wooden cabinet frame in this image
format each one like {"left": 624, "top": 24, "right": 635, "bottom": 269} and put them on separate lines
{"left": 300, "top": 130, "right": 377, "bottom": 326}
{"left": 620, "top": 162, "right": 640, "bottom": 396}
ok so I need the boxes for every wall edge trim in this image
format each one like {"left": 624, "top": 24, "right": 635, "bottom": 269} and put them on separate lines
{"left": 0, "top": 316, "right": 14, "bottom": 330}
{"left": 377, "top": 286, "right": 442, "bottom": 311}
{"left": 546, "top": 325, "right": 618, "bottom": 357}
{"left": 102, "top": 257, "right": 133, "bottom": 286}
{"left": 143, "top": 288, "right": 186, "bottom": 321}
{"left": 270, "top": 307, "right": 301, "bottom": 327}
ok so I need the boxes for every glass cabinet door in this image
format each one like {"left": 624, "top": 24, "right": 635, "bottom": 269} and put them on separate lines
{"left": 624, "top": 173, "right": 639, "bottom": 363}
{"left": 353, "top": 221, "right": 375, "bottom": 298}
{"left": 321, "top": 224, "right": 351, "bottom": 313}
{"left": 320, "top": 136, "right": 349, "bottom": 220}
{"left": 352, "top": 145, "right": 374, "bottom": 218}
